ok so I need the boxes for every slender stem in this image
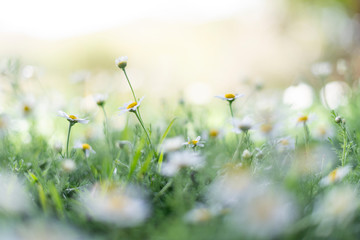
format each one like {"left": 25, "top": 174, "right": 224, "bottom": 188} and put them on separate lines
{"left": 229, "top": 101, "right": 235, "bottom": 119}
{"left": 303, "top": 122, "right": 310, "bottom": 154}
{"left": 154, "top": 179, "right": 173, "bottom": 201}
{"left": 122, "top": 69, "right": 137, "bottom": 102}
{"left": 66, "top": 122, "right": 73, "bottom": 158}
{"left": 134, "top": 111, "right": 156, "bottom": 156}
{"left": 101, "top": 105, "right": 112, "bottom": 154}
{"left": 122, "top": 68, "right": 144, "bottom": 121}
{"left": 232, "top": 131, "right": 246, "bottom": 162}
{"left": 341, "top": 128, "right": 347, "bottom": 166}
{"left": 228, "top": 101, "right": 239, "bottom": 142}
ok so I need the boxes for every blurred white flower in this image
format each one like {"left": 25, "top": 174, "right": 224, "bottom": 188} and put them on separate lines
{"left": 296, "top": 113, "right": 316, "bottom": 125}
{"left": 53, "top": 141, "right": 63, "bottom": 153}
{"left": 61, "top": 159, "right": 76, "bottom": 173}
{"left": 320, "top": 165, "right": 351, "bottom": 186}
{"left": 313, "top": 125, "right": 334, "bottom": 141}
{"left": 70, "top": 70, "right": 91, "bottom": 84}
{"left": 79, "top": 183, "right": 149, "bottom": 227}
{"left": 58, "top": 111, "right": 89, "bottom": 124}
{"left": 311, "top": 62, "right": 332, "bottom": 77}
{"left": 313, "top": 185, "right": 359, "bottom": 228}
{"left": 94, "top": 94, "right": 108, "bottom": 107}
{"left": 320, "top": 81, "right": 350, "bottom": 109}
{"left": 5, "top": 221, "right": 89, "bottom": 240}
{"left": 184, "top": 205, "right": 213, "bottom": 224}
{"left": 0, "top": 172, "right": 31, "bottom": 214}
{"left": 74, "top": 142, "right": 96, "bottom": 158}
{"left": 276, "top": 137, "right": 295, "bottom": 152}
{"left": 118, "top": 97, "right": 144, "bottom": 114}
{"left": 228, "top": 186, "right": 297, "bottom": 238}
{"left": 205, "top": 128, "right": 225, "bottom": 140}
{"left": 336, "top": 59, "right": 348, "bottom": 75}
{"left": 241, "top": 149, "right": 252, "bottom": 160}
{"left": 161, "top": 151, "right": 205, "bottom": 176}
{"left": 160, "top": 136, "right": 185, "bottom": 152}
{"left": 283, "top": 83, "right": 314, "bottom": 110}
{"left": 115, "top": 56, "right": 128, "bottom": 69}
{"left": 215, "top": 93, "right": 244, "bottom": 102}
{"left": 207, "top": 169, "right": 254, "bottom": 207}
{"left": 232, "top": 117, "right": 253, "bottom": 133}
{"left": 116, "top": 140, "right": 132, "bottom": 149}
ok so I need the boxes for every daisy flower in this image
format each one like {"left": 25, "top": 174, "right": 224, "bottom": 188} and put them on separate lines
{"left": 74, "top": 142, "right": 96, "bottom": 158}
{"left": 161, "top": 151, "right": 205, "bottom": 176}
{"left": 313, "top": 185, "right": 359, "bottom": 228}
{"left": 58, "top": 111, "right": 89, "bottom": 125}
{"left": 115, "top": 56, "right": 128, "bottom": 69}
{"left": 160, "top": 136, "right": 185, "bottom": 152}
{"left": 118, "top": 97, "right": 144, "bottom": 114}
{"left": 276, "top": 137, "right": 295, "bottom": 152}
{"left": 311, "top": 62, "right": 332, "bottom": 78}
{"left": 232, "top": 117, "right": 253, "bottom": 133}
{"left": 215, "top": 93, "right": 244, "bottom": 102}
{"left": 313, "top": 125, "right": 334, "bottom": 141}
{"left": 0, "top": 172, "right": 32, "bottom": 214}
{"left": 203, "top": 128, "right": 225, "bottom": 140}
{"left": 61, "top": 159, "right": 76, "bottom": 173}
{"left": 183, "top": 136, "right": 205, "bottom": 148}
{"left": 320, "top": 165, "right": 351, "bottom": 186}
{"left": 184, "top": 205, "right": 214, "bottom": 223}
{"left": 296, "top": 113, "right": 315, "bottom": 126}
{"left": 94, "top": 94, "right": 108, "bottom": 107}
{"left": 241, "top": 149, "right": 252, "bottom": 160}
{"left": 79, "top": 183, "right": 150, "bottom": 227}
{"left": 228, "top": 186, "right": 297, "bottom": 238}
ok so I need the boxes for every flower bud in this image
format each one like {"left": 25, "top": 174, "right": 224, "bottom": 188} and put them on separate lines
{"left": 115, "top": 56, "right": 128, "bottom": 69}
{"left": 242, "top": 149, "right": 252, "bottom": 160}
{"left": 335, "top": 116, "right": 342, "bottom": 123}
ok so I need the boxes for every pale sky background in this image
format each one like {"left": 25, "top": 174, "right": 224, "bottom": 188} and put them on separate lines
{"left": 0, "top": 0, "right": 266, "bottom": 39}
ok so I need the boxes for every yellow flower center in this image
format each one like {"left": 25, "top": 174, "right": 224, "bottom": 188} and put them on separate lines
{"left": 196, "top": 209, "right": 212, "bottom": 222}
{"left": 189, "top": 140, "right": 198, "bottom": 145}
{"left": 82, "top": 143, "right": 91, "bottom": 150}
{"left": 127, "top": 102, "right": 137, "bottom": 109}
{"left": 23, "top": 105, "right": 31, "bottom": 112}
{"left": 109, "top": 195, "right": 128, "bottom": 211}
{"left": 225, "top": 93, "right": 235, "bottom": 99}
{"left": 298, "top": 115, "right": 308, "bottom": 122}
{"left": 209, "top": 129, "right": 219, "bottom": 137}
{"left": 280, "top": 139, "right": 289, "bottom": 146}
{"left": 318, "top": 127, "right": 327, "bottom": 136}
{"left": 260, "top": 123, "right": 272, "bottom": 133}
{"left": 69, "top": 115, "right": 78, "bottom": 120}
{"left": 329, "top": 169, "right": 337, "bottom": 182}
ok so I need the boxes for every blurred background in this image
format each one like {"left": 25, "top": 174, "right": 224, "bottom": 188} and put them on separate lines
{"left": 0, "top": 0, "right": 359, "bottom": 139}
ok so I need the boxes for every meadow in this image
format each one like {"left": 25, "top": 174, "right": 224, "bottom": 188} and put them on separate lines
{"left": 0, "top": 56, "right": 359, "bottom": 240}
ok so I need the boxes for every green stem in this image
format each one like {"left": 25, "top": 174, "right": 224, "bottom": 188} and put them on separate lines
{"left": 66, "top": 122, "right": 73, "bottom": 158}
{"left": 101, "top": 105, "right": 112, "bottom": 154}
{"left": 134, "top": 111, "right": 157, "bottom": 157}
{"left": 154, "top": 179, "right": 173, "bottom": 201}
{"left": 342, "top": 128, "right": 347, "bottom": 166}
{"left": 232, "top": 131, "right": 246, "bottom": 162}
{"left": 303, "top": 122, "right": 310, "bottom": 153}
{"left": 122, "top": 69, "right": 137, "bottom": 102}
{"left": 122, "top": 68, "right": 144, "bottom": 122}
{"left": 229, "top": 101, "right": 239, "bottom": 142}
{"left": 229, "top": 101, "right": 235, "bottom": 119}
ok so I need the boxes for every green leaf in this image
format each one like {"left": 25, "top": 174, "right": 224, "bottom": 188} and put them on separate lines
{"left": 157, "top": 117, "right": 177, "bottom": 155}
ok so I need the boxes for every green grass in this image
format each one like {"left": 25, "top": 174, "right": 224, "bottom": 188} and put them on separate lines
{"left": 0, "top": 58, "right": 360, "bottom": 239}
